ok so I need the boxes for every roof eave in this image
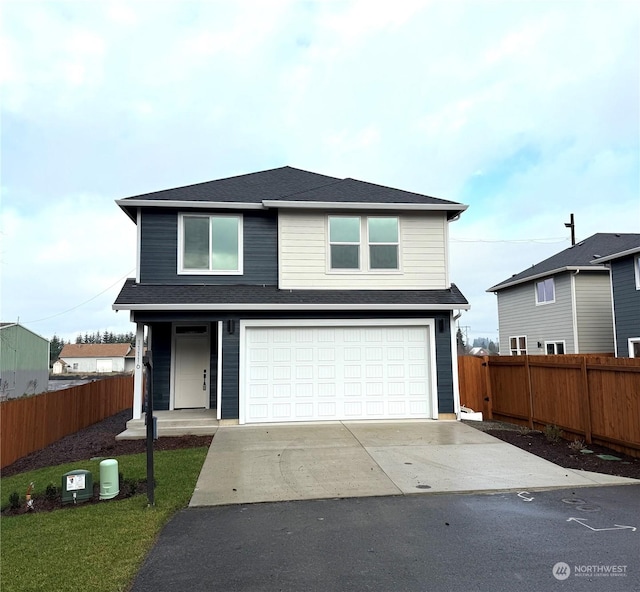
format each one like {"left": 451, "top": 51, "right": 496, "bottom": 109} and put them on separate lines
{"left": 113, "top": 302, "right": 471, "bottom": 312}
{"left": 487, "top": 265, "right": 609, "bottom": 292}
{"left": 591, "top": 246, "right": 640, "bottom": 264}
{"left": 262, "top": 200, "right": 467, "bottom": 217}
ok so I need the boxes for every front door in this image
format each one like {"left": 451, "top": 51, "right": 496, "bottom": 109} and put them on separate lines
{"left": 173, "top": 325, "right": 210, "bottom": 409}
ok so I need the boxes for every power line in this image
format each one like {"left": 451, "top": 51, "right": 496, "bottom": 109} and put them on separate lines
{"left": 23, "top": 268, "right": 135, "bottom": 324}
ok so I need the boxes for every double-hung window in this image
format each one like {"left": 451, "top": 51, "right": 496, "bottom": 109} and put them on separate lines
{"left": 328, "top": 216, "right": 399, "bottom": 271}
{"left": 535, "top": 277, "right": 555, "bottom": 304}
{"left": 509, "top": 336, "right": 527, "bottom": 355}
{"left": 179, "top": 214, "right": 242, "bottom": 274}
{"left": 329, "top": 216, "right": 361, "bottom": 269}
{"left": 368, "top": 217, "right": 399, "bottom": 269}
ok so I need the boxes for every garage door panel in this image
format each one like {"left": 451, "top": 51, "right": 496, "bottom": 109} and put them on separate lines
{"left": 243, "top": 324, "right": 433, "bottom": 423}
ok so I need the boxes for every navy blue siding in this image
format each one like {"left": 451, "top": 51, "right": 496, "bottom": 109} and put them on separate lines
{"left": 611, "top": 256, "right": 640, "bottom": 356}
{"left": 136, "top": 311, "right": 455, "bottom": 418}
{"left": 139, "top": 209, "right": 278, "bottom": 285}
{"left": 150, "top": 323, "right": 172, "bottom": 410}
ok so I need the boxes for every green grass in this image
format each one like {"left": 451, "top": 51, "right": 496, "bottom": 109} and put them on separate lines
{"left": 1, "top": 447, "right": 209, "bottom": 592}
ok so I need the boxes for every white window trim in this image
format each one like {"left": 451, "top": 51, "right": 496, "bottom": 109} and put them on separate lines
{"left": 509, "top": 335, "right": 527, "bottom": 356}
{"left": 544, "top": 340, "right": 566, "bottom": 355}
{"left": 177, "top": 213, "right": 243, "bottom": 275}
{"left": 634, "top": 255, "right": 640, "bottom": 290}
{"left": 535, "top": 277, "right": 556, "bottom": 305}
{"left": 326, "top": 215, "right": 402, "bottom": 274}
{"left": 629, "top": 338, "right": 640, "bottom": 358}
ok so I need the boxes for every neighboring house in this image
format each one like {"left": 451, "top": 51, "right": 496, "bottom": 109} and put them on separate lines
{"left": 0, "top": 323, "right": 49, "bottom": 399}
{"left": 124, "top": 347, "right": 145, "bottom": 373}
{"left": 468, "top": 347, "right": 492, "bottom": 356}
{"left": 590, "top": 240, "right": 640, "bottom": 357}
{"left": 52, "top": 359, "right": 69, "bottom": 375}
{"left": 59, "top": 343, "right": 133, "bottom": 373}
{"left": 113, "top": 166, "right": 470, "bottom": 424}
{"left": 488, "top": 233, "right": 640, "bottom": 356}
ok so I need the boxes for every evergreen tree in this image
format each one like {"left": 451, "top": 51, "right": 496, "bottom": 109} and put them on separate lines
{"left": 456, "top": 328, "right": 467, "bottom": 355}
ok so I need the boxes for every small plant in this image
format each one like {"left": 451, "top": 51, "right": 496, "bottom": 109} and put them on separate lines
{"left": 8, "top": 492, "right": 21, "bottom": 510}
{"left": 45, "top": 483, "right": 59, "bottom": 501}
{"left": 517, "top": 425, "right": 534, "bottom": 436}
{"left": 568, "top": 439, "right": 586, "bottom": 452}
{"left": 543, "top": 424, "right": 563, "bottom": 443}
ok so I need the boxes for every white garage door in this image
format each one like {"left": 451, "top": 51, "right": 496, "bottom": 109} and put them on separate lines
{"left": 96, "top": 359, "right": 113, "bottom": 373}
{"left": 242, "top": 322, "right": 434, "bottom": 424}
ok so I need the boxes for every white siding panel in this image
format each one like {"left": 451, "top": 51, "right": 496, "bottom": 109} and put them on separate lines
{"left": 278, "top": 211, "right": 448, "bottom": 289}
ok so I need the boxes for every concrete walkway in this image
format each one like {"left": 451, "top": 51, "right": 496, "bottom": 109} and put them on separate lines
{"left": 190, "top": 421, "right": 638, "bottom": 506}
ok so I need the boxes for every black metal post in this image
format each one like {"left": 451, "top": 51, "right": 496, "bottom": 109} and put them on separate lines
{"left": 143, "top": 353, "right": 155, "bottom": 506}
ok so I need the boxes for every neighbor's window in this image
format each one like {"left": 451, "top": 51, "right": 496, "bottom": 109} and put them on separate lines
{"left": 535, "top": 278, "right": 555, "bottom": 304}
{"left": 635, "top": 256, "right": 640, "bottom": 290}
{"left": 329, "top": 216, "right": 361, "bottom": 269}
{"left": 510, "top": 336, "right": 527, "bottom": 355}
{"left": 180, "top": 214, "right": 242, "bottom": 274}
{"left": 545, "top": 341, "right": 565, "bottom": 355}
{"left": 368, "top": 217, "right": 399, "bottom": 270}
{"left": 629, "top": 338, "right": 640, "bottom": 358}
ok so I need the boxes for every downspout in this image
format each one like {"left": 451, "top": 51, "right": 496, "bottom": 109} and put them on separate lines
{"left": 571, "top": 270, "right": 580, "bottom": 354}
{"left": 451, "top": 310, "right": 463, "bottom": 419}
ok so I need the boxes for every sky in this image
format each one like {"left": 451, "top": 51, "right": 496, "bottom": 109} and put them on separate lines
{"left": 1, "top": 0, "right": 639, "bottom": 346}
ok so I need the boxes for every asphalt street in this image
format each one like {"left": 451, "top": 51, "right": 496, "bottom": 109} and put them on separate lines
{"left": 130, "top": 484, "right": 640, "bottom": 592}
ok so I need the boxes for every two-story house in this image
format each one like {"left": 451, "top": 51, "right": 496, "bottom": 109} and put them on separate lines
{"left": 590, "top": 240, "right": 640, "bottom": 357}
{"left": 487, "top": 233, "right": 640, "bottom": 356}
{"left": 113, "top": 166, "right": 469, "bottom": 425}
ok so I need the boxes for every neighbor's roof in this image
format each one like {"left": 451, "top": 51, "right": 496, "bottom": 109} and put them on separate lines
{"left": 113, "top": 279, "right": 469, "bottom": 311}
{"left": 116, "top": 166, "right": 467, "bottom": 221}
{"left": 59, "top": 343, "right": 132, "bottom": 358}
{"left": 488, "top": 233, "right": 640, "bottom": 292}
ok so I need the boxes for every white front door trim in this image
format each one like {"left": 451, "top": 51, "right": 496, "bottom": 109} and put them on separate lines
{"left": 239, "top": 318, "right": 438, "bottom": 424}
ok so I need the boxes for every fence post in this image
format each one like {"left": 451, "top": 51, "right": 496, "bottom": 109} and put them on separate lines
{"left": 580, "top": 356, "right": 593, "bottom": 444}
{"left": 525, "top": 356, "right": 534, "bottom": 430}
{"left": 482, "top": 357, "right": 493, "bottom": 420}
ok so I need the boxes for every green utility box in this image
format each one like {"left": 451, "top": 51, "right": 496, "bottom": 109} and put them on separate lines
{"left": 62, "top": 469, "right": 93, "bottom": 504}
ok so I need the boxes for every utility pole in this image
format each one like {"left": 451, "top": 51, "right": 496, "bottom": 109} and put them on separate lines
{"left": 564, "top": 213, "right": 575, "bottom": 246}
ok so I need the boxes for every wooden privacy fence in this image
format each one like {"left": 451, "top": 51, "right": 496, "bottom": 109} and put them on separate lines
{"left": 458, "top": 355, "right": 640, "bottom": 458}
{"left": 0, "top": 375, "right": 133, "bottom": 469}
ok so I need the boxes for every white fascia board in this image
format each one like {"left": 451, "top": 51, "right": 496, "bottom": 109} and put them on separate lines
{"left": 262, "top": 200, "right": 468, "bottom": 214}
{"left": 116, "top": 199, "right": 265, "bottom": 211}
{"left": 486, "top": 266, "right": 608, "bottom": 292}
{"left": 591, "top": 246, "right": 640, "bottom": 264}
{"left": 113, "top": 302, "right": 471, "bottom": 312}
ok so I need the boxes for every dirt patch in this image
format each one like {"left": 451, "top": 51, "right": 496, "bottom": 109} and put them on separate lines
{"left": 2, "top": 409, "right": 213, "bottom": 478}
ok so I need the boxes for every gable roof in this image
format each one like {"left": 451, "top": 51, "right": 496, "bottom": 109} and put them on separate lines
{"left": 488, "top": 233, "right": 640, "bottom": 292}
{"left": 59, "top": 343, "right": 132, "bottom": 358}
{"left": 116, "top": 166, "right": 467, "bottom": 220}
{"left": 113, "top": 279, "right": 469, "bottom": 311}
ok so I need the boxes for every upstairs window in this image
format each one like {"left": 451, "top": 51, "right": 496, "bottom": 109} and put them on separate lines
{"left": 535, "top": 278, "right": 555, "bottom": 304}
{"left": 510, "top": 336, "right": 527, "bottom": 355}
{"left": 329, "top": 216, "right": 360, "bottom": 270}
{"left": 368, "top": 217, "right": 399, "bottom": 269}
{"left": 545, "top": 341, "right": 565, "bottom": 355}
{"left": 328, "top": 216, "right": 400, "bottom": 271}
{"left": 179, "top": 214, "right": 242, "bottom": 274}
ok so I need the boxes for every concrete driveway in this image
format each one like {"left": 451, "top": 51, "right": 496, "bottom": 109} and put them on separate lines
{"left": 190, "top": 421, "right": 638, "bottom": 506}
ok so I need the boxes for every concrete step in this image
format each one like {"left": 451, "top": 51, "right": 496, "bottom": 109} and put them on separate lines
{"left": 116, "top": 410, "right": 218, "bottom": 440}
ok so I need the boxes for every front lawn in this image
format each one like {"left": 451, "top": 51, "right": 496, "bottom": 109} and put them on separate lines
{"left": 1, "top": 446, "right": 209, "bottom": 592}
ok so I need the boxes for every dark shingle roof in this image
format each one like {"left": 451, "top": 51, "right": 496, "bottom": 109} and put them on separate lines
{"left": 113, "top": 279, "right": 469, "bottom": 310}
{"left": 488, "top": 233, "right": 640, "bottom": 292}
{"left": 117, "top": 166, "right": 465, "bottom": 219}
{"left": 121, "top": 166, "right": 341, "bottom": 204}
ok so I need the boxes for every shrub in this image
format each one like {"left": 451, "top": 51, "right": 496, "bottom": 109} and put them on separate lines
{"left": 8, "top": 491, "right": 21, "bottom": 510}
{"left": 568, "top": 439, "right": 586, "bottom": 452}
{"left": 45, "top": 483, "right": 59, "bottom": 501}
{"left": 543, "top": 424, "right": 563, "bottom": 443}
